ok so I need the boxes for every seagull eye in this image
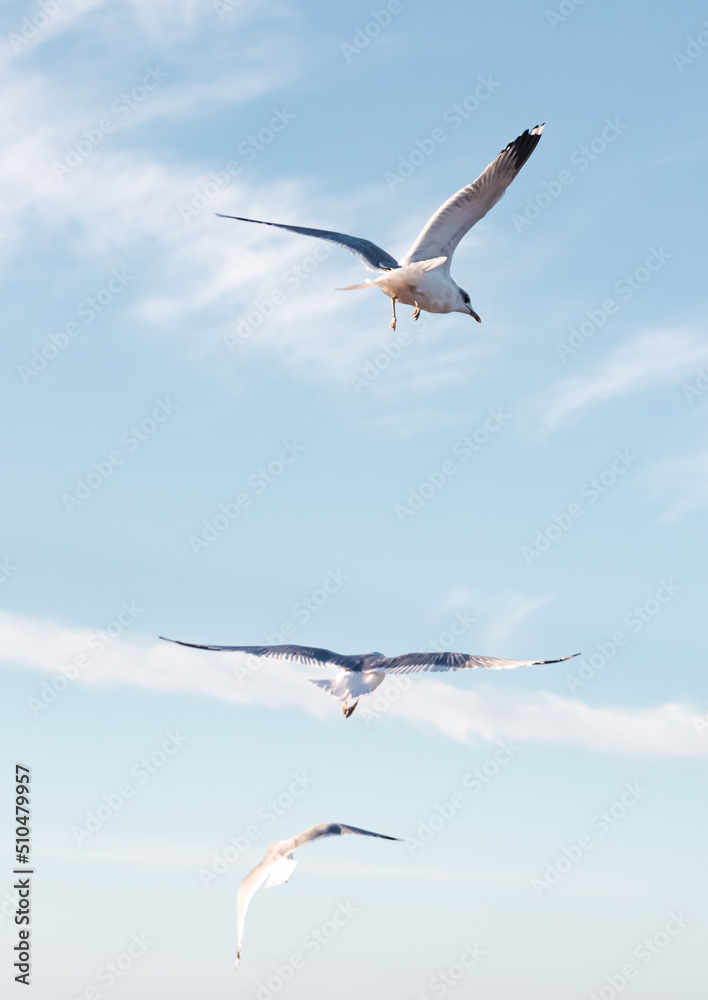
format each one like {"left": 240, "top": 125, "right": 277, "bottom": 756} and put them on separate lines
{"left": 462, "top": 293, "right": 470, "bottom": 304}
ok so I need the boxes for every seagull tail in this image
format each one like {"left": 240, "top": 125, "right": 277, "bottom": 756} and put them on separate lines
{"left": 335, "top": 280, "right": 376, "bottom": 291}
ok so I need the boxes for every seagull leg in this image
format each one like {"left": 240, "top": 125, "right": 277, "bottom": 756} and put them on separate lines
{"left": 389, "top": 298, "right": 397, "bottom": 331}
{"left": 343, "top": 699, "right": 359, "bottom": 719}
{"left": 412, "top": 302, "right": 421, "bottom": 322}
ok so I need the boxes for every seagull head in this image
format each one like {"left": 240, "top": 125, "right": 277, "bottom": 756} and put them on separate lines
{"left": 458, "top": 289, "right": 481, "bottom": 323}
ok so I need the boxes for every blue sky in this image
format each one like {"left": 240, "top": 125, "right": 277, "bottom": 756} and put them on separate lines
{"left": 1, "top": 0, "right": 707, "bottom": 997}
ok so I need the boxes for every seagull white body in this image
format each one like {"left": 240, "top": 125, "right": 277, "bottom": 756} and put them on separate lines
{"left": 159, "top": 636, "right": 578, "bottom": 718}
{"left": 234, "top": 821, "right": 399, "bottom": 967}
{"left": 217, "top": 124, "right": 545, "bottom": 330}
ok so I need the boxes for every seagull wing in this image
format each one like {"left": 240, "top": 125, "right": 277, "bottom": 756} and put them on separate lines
{"left": 286, "top": 821, "right": 401, "bottom": 851}
{"left": 378, "top": 650, "right": 579, "bottom": 674}
{"left": 235, "top": 857, "right": 274, "bottom": 967}
{"left": 159, "top": 637, "right": 357, "bottom": 669}
{"left": 235, "top": 823, "right": 399, "bottom": 967}
{"left": 216, "top": 214, "right": 400, "bottom": 272}
{"left": 400, "top": 124, "right": 545, "bottom": 266}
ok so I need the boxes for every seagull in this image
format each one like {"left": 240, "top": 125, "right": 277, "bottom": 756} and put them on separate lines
{"left": 234, "top": 821, "right": 399, "bottom": 967}
{"left": 159, "top": 637, "right": 578, "bottom": 718}
{"left": 217, "top": 124, "right": 544, "bottom": 331}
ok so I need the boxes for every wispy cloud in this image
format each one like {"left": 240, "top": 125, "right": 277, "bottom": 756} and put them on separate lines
{"left": 545, "top": 328, "right": 708, "bottom": 429}
{"left": 653, "top": 443, "right": 708, "bottom": 520}
{"left": 2, "top": 609, "right": 704, "bottom": 758}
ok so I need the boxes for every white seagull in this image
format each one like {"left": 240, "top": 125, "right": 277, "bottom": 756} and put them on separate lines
{"left": 217, "top": 124, "right": 544, "bottom": 331}
{"left": 159, "top": 637, "right": 578, "bottom": 718}
{"left": 234, "top": 821, "right": 399, "bottom": 967}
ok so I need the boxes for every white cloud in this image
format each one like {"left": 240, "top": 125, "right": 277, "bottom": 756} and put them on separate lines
{"left": 384, "top": 682, "right": 703, "bottom": 758}
{"left": 2, "top": 609, "right": 705, "bottom": 758}
{"left": 545, "top": 328, "right": 708, "bottom": 429}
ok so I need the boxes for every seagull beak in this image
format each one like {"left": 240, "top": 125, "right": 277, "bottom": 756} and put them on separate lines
{"left": 468, "top": 306, "right": 481, "bottom": 323}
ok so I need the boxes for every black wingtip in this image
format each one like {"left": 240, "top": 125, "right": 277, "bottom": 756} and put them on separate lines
{"left": 507, "top": 123, "right": 545, "bottom": 173}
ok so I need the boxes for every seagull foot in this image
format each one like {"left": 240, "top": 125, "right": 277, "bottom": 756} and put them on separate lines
{"left": 412, "top": 304, "right": 421, "bottom": 321}
{"left": 389, "top": 317, "right": 397, "bottom": 331}
{"left": 342, "top": 700, "right": 359, "bottom": 719}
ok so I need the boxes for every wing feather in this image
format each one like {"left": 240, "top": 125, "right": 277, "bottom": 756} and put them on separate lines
{"left": 235, "top": 859, "right": 272, "bottom": 967}
{"left": 159, "top": 637, "right": 357, "bottom": 669}
{"left": 401, "top": 124, "right": 545, "bottom": 266}
{"left": 216, "top": 214, "right": 399, "bottom": 272}
{"left": 379, "top": 650, "right": 579, "bottom": 674}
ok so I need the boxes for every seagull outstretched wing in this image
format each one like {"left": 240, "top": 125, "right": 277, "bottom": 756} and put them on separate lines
{"left": 236, "top": 822, "right": 399, "bottom": 967}
{"left": 216, "top": 214, "right": 400, "bottom": 272}
{"left": 159, "top": 637, "right": 359, "bottom": 670}
{"left": 401, "top": 124, "right": 545, "bottom": 266}
{"left": 378, "top": 650, "right": 579, "bottom": 674}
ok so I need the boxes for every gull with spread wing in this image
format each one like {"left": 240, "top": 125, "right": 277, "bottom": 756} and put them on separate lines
{"left": 217, "top": 124, "right": 544, "bottom": 331}
{"left": 159, "top": 636, "right": 578, "bottom": 718}
{"left": 234, "top": 821, "right": 399, "bottom": 967}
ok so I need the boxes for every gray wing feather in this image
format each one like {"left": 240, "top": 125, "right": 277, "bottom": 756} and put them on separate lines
{"left": 159, "top": 637, "right": 357, "bottom": 669}
{"left": 286, "top": 822, "right": 400, "bottom": 851}
{"left": 216, "top": 214, "right": 400, "bottom": 272}
{"left": 401, "top": 124, "right": 545, "bottom": 265}
{"left": 379, "top": 651, "right": 579, "bottom": 674}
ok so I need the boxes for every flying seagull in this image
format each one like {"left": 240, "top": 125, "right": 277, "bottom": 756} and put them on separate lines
{"left": 234, "top": 821, "right": 399, "bottom": 967}
{"left": 217, "top": 124, "right": 544, "bottom": 331}
{"left": 159, "top": 636, "right": 578, "bottom": 718}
